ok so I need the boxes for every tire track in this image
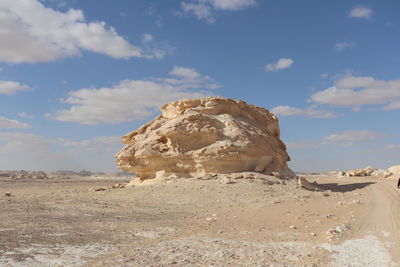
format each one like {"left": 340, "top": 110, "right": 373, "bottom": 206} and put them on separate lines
{"left": 358, "top": 179, "right": 400, "bottom": 262}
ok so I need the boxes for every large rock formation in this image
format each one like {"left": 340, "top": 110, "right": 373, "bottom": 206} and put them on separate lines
{"left": 115, "top": 97, "right": 293, "bottom": 181}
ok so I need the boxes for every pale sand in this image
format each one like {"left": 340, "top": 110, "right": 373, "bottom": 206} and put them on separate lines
{"left": 0, "top": 175, "right": 399, "bottom": 266}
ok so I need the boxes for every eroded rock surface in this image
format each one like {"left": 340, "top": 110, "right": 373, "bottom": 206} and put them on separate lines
{"left": 116, "top": 97, "right": 293, "bottom": 180}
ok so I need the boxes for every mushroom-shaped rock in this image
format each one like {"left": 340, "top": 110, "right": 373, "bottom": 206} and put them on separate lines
{"left": 115, "top": 97, "right": 294, "bottom": 180}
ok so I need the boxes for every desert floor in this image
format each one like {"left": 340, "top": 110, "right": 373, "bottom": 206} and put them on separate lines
{"left": 1, "top": 174, "right": 399, "bottom": 266}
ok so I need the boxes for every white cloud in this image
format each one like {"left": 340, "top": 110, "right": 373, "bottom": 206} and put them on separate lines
{"left": 181, "top": 2, "right": 215, "bottom": 23}
{"left": 286, "top": 139, "right": 322, "bottom": 150}
{"left": 324, "top": 130, "right": 383, "bottom": 142}
{"left": 211, "top": 0, "right": 256, "bottom": 10}
{"left": 349, "top": 6, "right": 374, "bottom": 19}
{"left": 142, "top": 34, "right": 153, "bottom": 43}
{"left": 321, "top": 73, "right": 329, "bottom": 79}
{"left": 0, "top": 80, "right": 30, "bottom": 95}
{"left": 18, "top": 112, "right": 34, "bottom": 119}
{"left": 0, "top": 0, "right": 165, "bottom": 63}
{"left": 310, "top": 75, "right": 400, "bottom": 109}
{"left": 271, "top": 105, "right": 336, "bottom": 118}
{"left": 0, "top": 132, "right": 52, "bottom": 154}
{"left": 49, "top": 66, "right": 219, "bottom": 125}
{"left": 0, "top": 132, "right": 122, "bottom": 171}
{"left": 181, "top": 0, "right": 256, "bottom": 23}
{"left": 0, "top": 116, "right": 30, "bottom": 129}
{"left": 385, "top": 144, "right": 400, "bottom": 152}
{"left": 169, "top": 66, "right": 201, "bottom": 79}
{"left": 265, "top": 58, "right": 294, "bottom": 72}
{"left": 335, "top": 42, "right": 355, "bottom": 52}
{"left": 383, "top": 101, "right": 400, "bottom": 111}
{"left": 383, "top": 144, "right": 400, "bottom": 152}
{"left": 59, "top": 136, "right": 120, "bottom": 153}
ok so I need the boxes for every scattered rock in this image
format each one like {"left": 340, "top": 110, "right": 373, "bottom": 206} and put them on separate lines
{"left": 297, "top": 177, "right": 315, "bottom": 191}
{"left": 88, "top": 187, "right": 107, "bottom": 192}
{"left": 384, "top": 172, "right": 393, "bottom": 178}
{"left": 289, "top": 225, "right": 297, "bottom": 229}
{"left": 220, "top": 176, "right": 234, "bottom": 184}
{"left": 4, "top": 192, "right": 11, "bottom": 197}
{"left": 115, "top": 97, "right": 294, "bottom": 181}
{"left": 343, "top": 166, "right": 374, "bottom": 177}
{"left": 326, "top": 222, "right": 351, "bottom": 241}
{"left": 112, "top": 183, "right": 126, "bottom": 189}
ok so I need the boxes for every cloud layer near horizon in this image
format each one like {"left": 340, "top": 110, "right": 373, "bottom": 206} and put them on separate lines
{"left": 0, "top": 132, "right": 122, "bottom": 171}
{"left": 49, "top": 66, "right": 219, "bottom": 124}
{"left": 310, "top": 75, "right": 400, "bottom": 110}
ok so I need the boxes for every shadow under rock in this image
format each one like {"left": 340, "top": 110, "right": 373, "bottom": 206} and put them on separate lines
{"left": 314, "top": 182, "right": 375, "bottom": 193}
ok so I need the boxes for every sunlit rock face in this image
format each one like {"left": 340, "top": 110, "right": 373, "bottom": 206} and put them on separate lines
{"left": 115, "top": 97, "right": 293, "bottom": 180}
{"left": 387, "top": 165, "right": 400, "bottom": 179}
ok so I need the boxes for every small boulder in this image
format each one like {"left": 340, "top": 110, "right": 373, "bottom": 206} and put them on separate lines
{"left": 298, "top": 177, "right": 315, "bottom": 191}
{"left": 112, "top": 183, "right": 127, "bottom": 189}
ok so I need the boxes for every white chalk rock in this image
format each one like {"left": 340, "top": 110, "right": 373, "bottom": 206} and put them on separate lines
{"left": 387, "top": 165, "right": 400, "bottom": 180}
{"left": 115, "top": 97, "right": 293, "bottom": 180}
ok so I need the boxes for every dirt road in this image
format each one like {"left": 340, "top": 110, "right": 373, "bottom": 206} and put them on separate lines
{"left": 358, "top": 179, "right": 400, "bottom": 262}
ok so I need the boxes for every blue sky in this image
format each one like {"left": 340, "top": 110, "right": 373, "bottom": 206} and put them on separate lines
{"left": 0, "top": 0, "right": 400, "bottom": 172}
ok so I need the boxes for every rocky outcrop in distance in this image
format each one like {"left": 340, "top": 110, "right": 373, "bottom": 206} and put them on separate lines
{"left": 116, "top": 97, "right": 294, "bottom": 181}
{"left": 51, "top": 170, "right": 105, "bottom": 177}
{"left": 338, "top": 166, "right": 375, "bottom": 177}
{"left": 335, "top": 165, "right": 397, "bottom": 179}
{"left": 0, "top": 170, "right": 48, "bottom": 179}
{"left": 0, "top": 170, "right": 108, "bottom": 179}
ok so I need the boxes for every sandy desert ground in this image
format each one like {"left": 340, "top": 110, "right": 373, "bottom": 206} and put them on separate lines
{"left": 1, "top": 174, "right": 399, "bottom": 266}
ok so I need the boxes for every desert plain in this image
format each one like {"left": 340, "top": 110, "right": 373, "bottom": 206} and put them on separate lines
{"left": 1, "top": 171, "right": 399, "bottom": 266}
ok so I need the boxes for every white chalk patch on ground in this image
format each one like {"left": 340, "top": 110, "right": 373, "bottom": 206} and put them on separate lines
{"left": 103, "top": 236, "right": 316, "bottom": 266}
{"left": 385, "top": 242, "right": 396, "bottom": 248}
{"left": 131, "top": 226, "right": 176, "bottom": 239}
{"left": 0, "top": 243, "right": 115, "bottom": 267}
{"left": 382, "top": 231, "right": 391, "bottom": 237}
{"left": 322, "top": 235, "right": 397, "bottom": 267}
